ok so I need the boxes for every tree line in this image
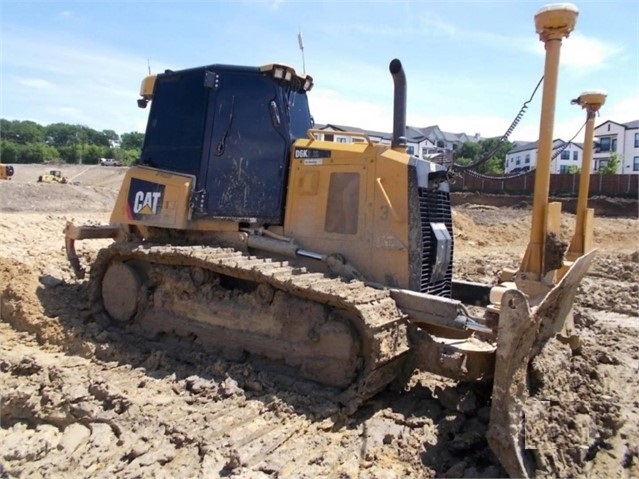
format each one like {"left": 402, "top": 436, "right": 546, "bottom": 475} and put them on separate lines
{"left": 9, "top": 121, "right": 609, "bottom": 175}
{"left": 0, "top": 119, "right": 144, "bottom": 165}
{"left": 2, "top": 119, "right": 512, "bottom": 172}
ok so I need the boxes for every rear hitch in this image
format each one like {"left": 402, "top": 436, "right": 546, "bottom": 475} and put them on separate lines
{"left": 63, "top": 221, "right": 124, "bottom": 279}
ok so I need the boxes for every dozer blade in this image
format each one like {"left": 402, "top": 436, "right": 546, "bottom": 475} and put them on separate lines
{"left": 486, "top": 250, "right": 596, "bottom": 478}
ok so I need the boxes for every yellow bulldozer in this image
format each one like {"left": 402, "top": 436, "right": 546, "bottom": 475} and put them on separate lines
{"left": 0, "top": 164, "right": 15, "bottom": 180}
{"left": 37, "top": 169, "right": 68, "bottom": 184}
{"left": 64, "top": 4, "right": 596, "bottom": 477}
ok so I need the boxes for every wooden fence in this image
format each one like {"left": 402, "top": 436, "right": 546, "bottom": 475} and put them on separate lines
{"left": 450, "top": 171, "right": 639, "bottom": 198}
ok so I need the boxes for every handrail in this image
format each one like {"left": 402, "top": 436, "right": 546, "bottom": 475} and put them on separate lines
{"left": 306, "top": 128, "right": 373, "bottom": 146}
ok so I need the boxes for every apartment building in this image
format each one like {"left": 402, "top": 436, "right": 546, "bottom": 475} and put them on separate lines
{"left": 314, "top": 124, "right": 479, "bottom": 167}
{"left": 593, "top": 120, "right": 639, "bottom": 174}
{"left": 504, "top": 139, "right": 583, "bottom": 174}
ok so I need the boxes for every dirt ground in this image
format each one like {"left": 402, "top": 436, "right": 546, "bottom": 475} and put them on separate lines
{"left": 0, "top": 164, "right": 637, "bottom": 478}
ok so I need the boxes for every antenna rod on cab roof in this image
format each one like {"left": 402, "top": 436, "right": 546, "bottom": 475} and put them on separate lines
{"left": 298, "top": 28, "right": 306, "bottom": 76}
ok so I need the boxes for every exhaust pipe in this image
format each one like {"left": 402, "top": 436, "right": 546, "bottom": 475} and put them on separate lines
{"left": 389, "top": 58, "right": 407, "bottom": 149}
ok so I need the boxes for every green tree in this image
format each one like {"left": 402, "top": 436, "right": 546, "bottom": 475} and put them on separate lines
{"left": 20, "top": 143, "right": 60, "bottom": 163}
{"left": 481, "top": 155, "right": 505, "bottom": 174}
{"left": 453, "top": 156, "right": 473, "bottom": 167}
{"left": 566, "top": 165, "right": 580, "bottom": 174}
{"left": 454, "top": 138, "right": 512, "bottom": 174}
{"left": 454, "top": 141, "right": 481, "bottom": 164}
{"left": 101, "top": 129, "right": 120, "bottom": 147}
{"left": 57, "top": 145, "right": 80, "bottom": 164}
{"left": 85, "top": 128, "right": 111, "bottom": 147}
{"left": 599, "top": 153, "right": 621, "bottom": 174}
{"left": 479, "top": 138, "right": 512, "bottom": 174}
{"left": 0, "top": 140, "right": 19, "bottom": 163}
{"left": 0, "top": 140, "right": 59, "bottom": 164}
{"left": 2, "top": 118, "right": 144, "bottom": 165}
{"left": 45, "top": 123, "right": 79, "bottom": 147}
{"left": 120, "top": 132, "right": 145, "bottom": 150}
{"left": 82, "top": 144, "right": 109, "bottom": 164}
{"left": 112, "top": 148, "right": 140, "bottom": 165}
{"left": 0, "top": 119, "right": 45, "bottom": 144}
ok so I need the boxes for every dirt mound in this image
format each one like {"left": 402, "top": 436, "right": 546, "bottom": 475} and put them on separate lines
{"left": 4, "top": 164, "right": 127, "bottom": 188}
{"left": 1, "top": 164, "right": 122, "bottom": 213}
{"left": 451, "top": 192, "right": 639, "bottom": 218}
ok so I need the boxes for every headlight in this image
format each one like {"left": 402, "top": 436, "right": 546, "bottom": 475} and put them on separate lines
{"left": 303, "top": 77, "right": 313, "bottom": 91}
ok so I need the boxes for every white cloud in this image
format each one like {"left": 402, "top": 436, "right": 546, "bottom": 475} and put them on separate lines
{"left": 562, "top": 33, "right": 623, "bottom": 68}
{"left": 4, "top": 30, "right": 157, "bottom": 79}
{"left": 606, "top": 95, "right": 639, "bottom": 123}
{"left": 1, "top": 26, "right": 162, "bottom": 132}
{"left": 528, "top": 32, "right": 622, "bottom": 69}
{"left": 309, "top": 88, "right": 392, "bottom": 131}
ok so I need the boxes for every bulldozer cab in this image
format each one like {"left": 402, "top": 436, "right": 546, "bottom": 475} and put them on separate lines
{"left": 138, "top": 63, "right": 314, "bottom": 224}
{"left": 50, "top": 170, "right": 62, "bottom": 178}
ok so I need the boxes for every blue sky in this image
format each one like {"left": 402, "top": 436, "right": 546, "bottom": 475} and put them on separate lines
{"left": 1, "top": 0, "right": 637, "bottom": 142}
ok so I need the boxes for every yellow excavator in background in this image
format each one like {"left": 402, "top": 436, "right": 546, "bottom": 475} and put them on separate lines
{"left": 37, "top": 169, "right": 69, "bottom": 184}
{"left": 0, "top": 164, "right": 14, "bottom": 180}
{"left": 64, "top": 4, "right": 594, "bottom": 477}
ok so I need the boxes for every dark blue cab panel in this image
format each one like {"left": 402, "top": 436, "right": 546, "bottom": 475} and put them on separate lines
{"left": 140, "top": 64, "right": 313, "bottom": 224}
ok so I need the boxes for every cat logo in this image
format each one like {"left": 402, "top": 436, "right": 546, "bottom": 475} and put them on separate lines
{"left": 134, "top": 191, "right": 162, "bottom": 215}
{"left": 127, "top": 178, "right": 165, "bottom": 220}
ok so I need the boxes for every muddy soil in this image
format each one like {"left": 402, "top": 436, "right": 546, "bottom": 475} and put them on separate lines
{"left": 0, "top": 166, "right": 637, "bottom": 478}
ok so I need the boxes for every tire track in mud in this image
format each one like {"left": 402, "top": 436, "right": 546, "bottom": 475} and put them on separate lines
{"left": 0, "top": 323, "right": 350, "bottom": 478}
{"left": 0, "top": 325, "right": 493, "bottom": 478}
{"left": 0, "top": 258, "right": 506, "bottom": 478}
{"left": 576, "top": 252, "right": 639, "bottom": 317}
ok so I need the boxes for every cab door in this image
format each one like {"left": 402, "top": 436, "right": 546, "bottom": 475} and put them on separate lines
{"left": 202, "top": 71, "right": 290, "bottom": 223}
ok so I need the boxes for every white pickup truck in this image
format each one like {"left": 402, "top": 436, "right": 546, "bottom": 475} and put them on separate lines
{"left": 100, "top": 158, "right": 122, "bottom": 167}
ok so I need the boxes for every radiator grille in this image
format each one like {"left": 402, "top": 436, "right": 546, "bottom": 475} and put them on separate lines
{"left": 418, "top": 188, "right": 454, "bottom": 297}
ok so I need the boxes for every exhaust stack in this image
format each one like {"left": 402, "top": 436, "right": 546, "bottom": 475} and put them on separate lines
{"left": 389, "top": 59, "right": 407, "bottom": 149}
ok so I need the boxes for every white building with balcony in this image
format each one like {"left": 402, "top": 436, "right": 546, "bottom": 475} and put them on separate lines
{"left": 504, "top": 139, "right": 583, "bottom": 174}
{"left": 593, "top": 120, "right": 639, "bottom": 174}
